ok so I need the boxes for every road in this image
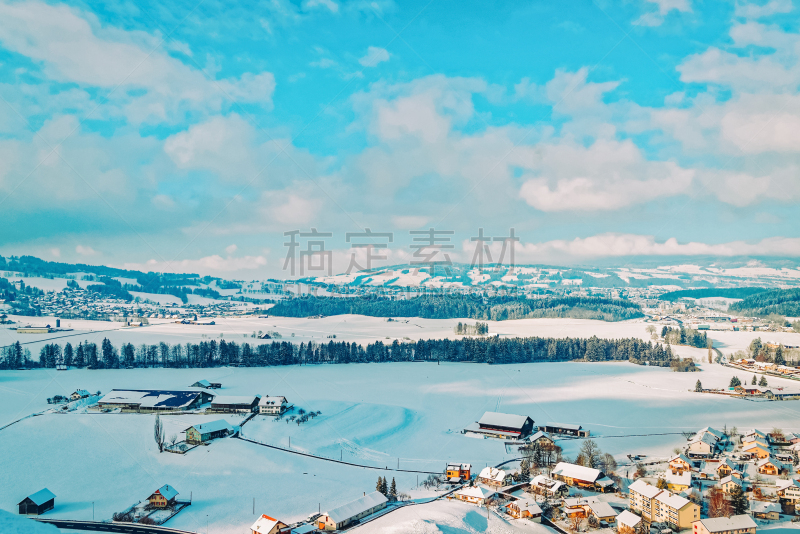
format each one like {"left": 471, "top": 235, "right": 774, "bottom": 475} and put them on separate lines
{"left": 33, "top": 518, "right": 197, "bottom": 534}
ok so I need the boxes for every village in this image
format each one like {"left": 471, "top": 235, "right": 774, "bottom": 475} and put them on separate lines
{"left": 15, "top": 378, "right": 800, "bottom": 534}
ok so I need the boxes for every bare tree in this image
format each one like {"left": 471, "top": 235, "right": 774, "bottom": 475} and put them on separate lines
{"left": 569, "top": 515, "right": 585, "bottom": 533}
{"left": 707, "top": 487, "right": 731, "bottom": 518}
{"left": 154, "top": 414, "right": 165, "bottom": 453}
{"left": 169, "top": 434, "right": 178, "bottom": 449}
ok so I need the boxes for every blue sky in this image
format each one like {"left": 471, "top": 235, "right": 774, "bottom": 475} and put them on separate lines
{"left": 1, "top": 0, "right": 800, "bottom": 277}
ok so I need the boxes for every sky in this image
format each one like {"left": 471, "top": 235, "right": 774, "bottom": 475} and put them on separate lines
{"left": 1, "top": 0, "right": 800, "bottom": 277}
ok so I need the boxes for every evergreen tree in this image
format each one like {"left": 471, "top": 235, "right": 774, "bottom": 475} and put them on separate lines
{"left": 376, "top": 476, "right": 384, "bottom": 494}
{"left": 729, "top": 376, "right": 741, "bottom": 387}
{"left": 380, "top": 477, "right": 388, "bottom": 495}
{"left": 759, "top": 376, "right": 768, "bottom": 387}
{"left": 64, "top": 342, "right": 73, "bottom": 367}
{"left": 729, "top": 485, "right": 748, "bottom": 515}
{"left": 389, "top": 478, "right": 397, "bottom": 501}
{"left": 74, "top": 342, "right": 85, "bottom": 368}
{"left": 751, "top": 375, "right": 757, "bottom": 385}
{"left": 695, "top": 380, "right": 703, "bottom": 392}
{"left": 775, "top": 345, "right": 785, "bottom": 365}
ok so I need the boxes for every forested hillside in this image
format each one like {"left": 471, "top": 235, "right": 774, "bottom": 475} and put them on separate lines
{"left": 268, "top": 295, "right": 644, "bottom": 322}
{"left": 729, "top": 288, "right": 800, "bottom": 316}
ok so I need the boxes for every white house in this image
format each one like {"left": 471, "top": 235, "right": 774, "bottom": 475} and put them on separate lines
{"left": 478, "top": 467, "right": 506, "bottom": 487}
{"left": 259, "top": 396, "right": 289, "bottom": 415}
{"left": 251, "top": 514, "right": 290, "bottom": 534}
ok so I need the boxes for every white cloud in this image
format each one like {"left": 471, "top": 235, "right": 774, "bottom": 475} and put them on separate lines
{"left": 518, "top": 139, "right": 694, "bottom": 211}
{"left": 358, "top": 46, "right": 390, "bottom": 67}
{"left": 75, "top": 245, "right": 98, "bottom": 256}
{"left": 265, "top": 193, "right": 323, "bottom": 226}
{"left": 392, "top": 215, "right": 428, "bottom": 229}
{"left": 634, "top": 0, "right": 692, "bottom": 26}
{"left": 545, "top": 68, "right": 620, "bottom": 115}
{"left": 734, "top": 0, "right": 793, "bottom": 19}
{"left": 225, "top": 244, "right": 238, "bottom": 254}
{"left": 123, "top": 254, "right": 268, "bottom": 274}
{"left": 304, "top": 0, "right": 340, "bottom": 13}
{"left": 50, "top": 248, "right": 60, "bottom": 258}
{"left": 0, "top": 0, "right": 275, "bottom": 124}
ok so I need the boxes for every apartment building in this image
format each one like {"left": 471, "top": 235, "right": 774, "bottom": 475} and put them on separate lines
{"left": 629, "top": 479, "right": 700, "bottom": 530}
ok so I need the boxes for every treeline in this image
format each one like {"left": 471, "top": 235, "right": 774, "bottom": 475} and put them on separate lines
{"left": 659, "top": 287, "right": 767, "bottom": 302}
{"left": 2, "top": 335, "right": 683, "bottom": 369}
{"left": 729, "top": 288, "right": 800, "bottom": 317}
{"left": 662, "top": 326, "right": 708, "bottom": 349}
{"left": 269, "top": 295, "right": 644, "bottom": 322}
{"left": 79, "top": 276, "right": 224, "bottom": 303}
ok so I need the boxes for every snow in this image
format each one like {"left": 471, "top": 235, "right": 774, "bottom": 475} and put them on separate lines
{"left": 0, "top": 510, "right": 59, "bottom": 534}
{"left": 4, "top": 352, "right": 800, "bottom": 532}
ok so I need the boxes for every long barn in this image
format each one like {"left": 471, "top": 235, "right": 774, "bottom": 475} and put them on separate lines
{"left": 97, "top": 389, "right": 213, "bottom": 412}
{"left": 464, "top": 411, "right": 534, "bottom": 440}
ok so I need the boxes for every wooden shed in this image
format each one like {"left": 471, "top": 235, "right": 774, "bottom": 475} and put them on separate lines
{"left": 18, "top": 489, "right": 55, "bottom": 515}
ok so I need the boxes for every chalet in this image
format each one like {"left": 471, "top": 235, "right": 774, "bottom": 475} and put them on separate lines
{"left": 209, "top": 395, "right": 260, "bottom": 413}
{"left": 259, "top": 396, "right": 289, "bottom": 415}
{"left": 665, "top": 469, "right": 691, "bottom": 492}
{"left": 538, "top": 422, "right": 589, "bottom": 437}
{"left": 445, "top": 463, "right": 472, "bottom": 483}
{"left": 529, "top": 475, "right": 568, "bottom": 497}
{"left": 70, "top": 389, "right": 90, "bottom": 401}
{"left": 18, "top": 489, "right": 55, "bottom": 515}
{"left": 251, "top": 514, "right": 290, "bottom": 534}
{"left": 743, "top": 429, "right": 767, "bottom": 442}
{"left": 453, "top": 486, "right": 492, "bottom": 505}
{"left": 717, "top": 458, "right": 738, "bottom": 477}
{"left": 692, "top": 515, "right": 757, "bottom": 534}
{"left": 777, "top": 478, "right": 800, "bottom": 502}
{"left": 718, "top": 475, "right": 743, "bottom": 493}
{"left": 589, "top": 501, "right": 617, "bottom": 524}
{"left": 563, "top": 497, "right": 597, "bottom": 518}
{"left": 478, "top": 466, "right": 506, "bottom": 487}
{"left": 506, "top": 498, "right": 542, "bottom": 521}
{"left": 551, "top": 462, "right": 615, "bottom": 492}
{"left": 148, "top": 484, "right": 178, "bottom": 508}
{"left": 464, "top": 412, "right": 534, "bottom": 440}
{"left": 742, "top": 441, "right": 770, "bottom": 459}
{"left": 97, "top": 389, "right": 213, "bottom": 413}
{"left": 749, "top": 501, "right": 780, "bottom": 520}
{"left": 758, "top": 457, "right": 788, "bottom": 476}
{"left": 191, "top": 380, "right": 222, "bottom": 389}
{"left": 616, "top": 510, "right": 642, "bottom": 534}
{"left": 185, "top": 420, "right": 234, "bottom": 444}
{"left": 687, "top": 433, "right": 718, "bottom": 458}
{"left": 527, "top": 430, "right": 555, "bottom": 447}
{"left": 317, "top": 491, "right": 387, "bottom": 531}
{"left": 669, "top": 454, "right": 693, "bottom": 473}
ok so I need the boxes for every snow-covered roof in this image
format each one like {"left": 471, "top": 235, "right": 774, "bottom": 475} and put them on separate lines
{"left": 99, "top": 389, "right": 206, "bottom": 409}
{"left": 530, "top": 475, "right": 564, "bottom": 492}
{"left": 192, "top": 380, "right": 210, "bottom": 387}
{"left": 259, "top": 396, "right": 287, "bottom": 405}
{"left": 758, "top": 457, "right": 785, "bottom": 469}
{"left": 72, "top": 389, "right": 90, "bottom": 396}
{"left": 563, "top": 496, "right": 599, "bottom": 507}
{"left": 210, "top": 395, "right": 259, "bottom": 406}
{"left": 552, "top": 462, "right": 603, "bottom": 483}
{"left": 670, "top": 453, "right": 692, "bottom": 465}
{"left": 543, "top": 422, "right": 583, "bottom": 431}
{"left": 629, "top": 480, "right": 662, "bottom": 499}
{"left": 478, "top": 466, "right": 505, "bottom": 482}
{"left": 186, "top": 419, "right": 232, "bottom": 434}
{"left": 696, "top": 515, "right": 757, "bottom": 533}
{"left": 22, "top": 489, "right": 55, "bottom": 506}
{"left": 719, "top": 476, "right": 742, "bottom": 487}
{"left": 776, "top": 478, "right": 800, "bottom": 490}
{"left": 655, "top": 490, "right": 691, "bottom": 510}
{"left": 152, "top": 484, "right": 178, "bottom": 501}
{"left": 690, "top": 433, "right": 718, "bottom": 447}
{"left": 697, "top": 427, "right": 724, "bottom": 440}
{"left": 457, "top": 486, "right": 493, "bottom": 500}
{"left": 665, "top": 470, "right": 691, "bottom": 485}
{"left": 528, "top": 430, "right": 551, "bottom": 442}
{"left": 325, "top": 491, "right": 387, "bottom": 524}
{"left": 589, "top": 501, "right": 616, "bottom": 518}
{"left": 251, "top": 514, "right": 285, "bottom": 534}
{"left": 478, "top": 411, "right": 531, "bottom": 430}
{"left": 742, "top": 440, "right": 769, "bottom": 451}
{"left": 750, "top": 501, "right": 780, "bottom": 514}
{"left": 617, "top": 510, "right": 642, "bottom": 528}
{"left": 510, "top": 498, "right": 542, "bottom": 514}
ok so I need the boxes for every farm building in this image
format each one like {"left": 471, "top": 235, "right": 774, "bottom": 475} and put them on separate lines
{"left": 209, "top": 395, "right": 260, "bottom": 413}
{"left": 478, "top": 467, "right": 506, "bottom": 487}
{"left": 251, "top": 514, "right": 290, "bottom": 534}
{"left": 148, "top": 484, "right": 179, "bottom": 508}
{"left": 70, "top": 390, "right": 90, "bottom": 401}
{"left": 259, "top": 396, "right": 289, "bottom": 415}
{"left": 537, "top": 422, "right": 589, "bottom": 437}
{"left": 452, "top": 486, "right": 492, "bottom": 506}
{"left": 527, "top": 430, "right": 555, "bottom": 447}
{"left": 445, "top": 463, "right": 471, "bottom": 483}
{"left": 97, "top": 389, "right": 213, "bottom": 413}
{"left": 692, "top": 515, "right": 756, "bottom": 534}
{"left": 529, "top": 475, "right": 568, "bottom": 497}
{"left": 317, "top": 491, "right": 387, "bottom": 531}
{"left": 185, "top": 420, "right": 234, "bottom": 444}
{"left": 18, "top": 489, "right": 55, "bottom": 515}
{"left": 464, "top": 411, "right": 534, "bottom": 440}
{"left": 505, "top": 498, "right": 541, "bottom": 521}
{"left": 551, "top": 462, "right": 615, "bottom": 492}
{"left": 191, "top": 380, "right": 222, "bottom": 389}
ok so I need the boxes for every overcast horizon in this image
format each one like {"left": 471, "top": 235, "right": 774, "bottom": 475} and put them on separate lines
{"left": 2, "top": 0, "right": 800, "bottom": 277}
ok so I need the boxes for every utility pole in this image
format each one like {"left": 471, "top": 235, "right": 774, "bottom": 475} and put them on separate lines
{"left": 92, "top": 502, "right": 94, "bottom": 521}
{"left": 253, "top": 497, "right": 255, "bottom": 514}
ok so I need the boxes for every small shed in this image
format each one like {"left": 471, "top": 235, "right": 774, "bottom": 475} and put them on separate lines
{"left": 185, "top": 420, "right": 234, "bottom": 444}
{"left": 18, "top": 489, "right": 55, "bottom": 515}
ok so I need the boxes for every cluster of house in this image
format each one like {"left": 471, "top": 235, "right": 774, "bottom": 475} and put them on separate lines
{"left": 249, "top": 491, "right": 389, "bottom": 533}
{"left": 730, "top": 359, "right": 800, "bottom": 383}
{"left": 463, "top": 410, "right": 588, "bottom": 441}
{"left": 95, "top": 387, "right": 289, "bottom": 416}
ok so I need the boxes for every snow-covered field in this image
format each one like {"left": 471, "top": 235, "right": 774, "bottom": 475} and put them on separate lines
{"left": 3, "top": 360, "right": 800, "bottom": 533}
{"left": 5, "top": 314, "right": 799, "bottom": 359}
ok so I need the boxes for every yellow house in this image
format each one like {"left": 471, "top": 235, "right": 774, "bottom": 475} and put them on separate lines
{"left": 629, "top": 479, "right": 699, "bottom": 530}
{"left": 669, "top": 454, "right": 693, "bottom": 474}
{"left": 742, "top": 441, "right": 770, "bottom": 459}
